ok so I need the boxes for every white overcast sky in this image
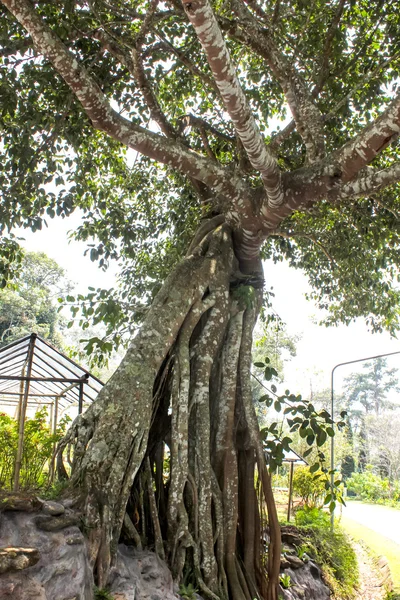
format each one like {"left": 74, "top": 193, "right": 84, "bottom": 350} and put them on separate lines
{"left": 15, "top": 213, "right": 400, "bottom": 399}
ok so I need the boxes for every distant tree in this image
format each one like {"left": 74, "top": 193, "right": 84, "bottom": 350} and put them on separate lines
{"left": 365, "top": 412, "right": 400, "bottom": 481}
{"left": 0, "top": 251, "right": 72, "bottom": 347}
{"left": 343, "top": 358, "right": 399, "bottom": 416}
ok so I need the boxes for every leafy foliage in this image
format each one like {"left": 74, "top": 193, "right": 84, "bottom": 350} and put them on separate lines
{"left": 0, "top": 408, "right": 70, "bottom": 490}
{"left": 257, "top": 357, "right": 347, "bottom": 512}
{"left": 294, "top": 507, "right": 359, "bottom": 599}
{"left": 346, "top": 467, "right": 400, "bottom": 503}
{"left": 343, "top": 358, "right": 399, "bottom": 417}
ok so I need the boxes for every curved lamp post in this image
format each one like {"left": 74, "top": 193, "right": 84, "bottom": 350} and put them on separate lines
{"left": 330, "top": 349, "right": 400, "bottom": 528}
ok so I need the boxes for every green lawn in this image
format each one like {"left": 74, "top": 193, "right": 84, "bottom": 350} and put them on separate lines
{"left": 340, "top": 515, "right": 400, "bottom": 597}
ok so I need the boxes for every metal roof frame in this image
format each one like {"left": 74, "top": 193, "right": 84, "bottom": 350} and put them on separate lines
{"left": 0, "top": 333, "right": 104, "bottom": 408}
{"left": 0, "top": 333, "right": 104, "bottom": 491}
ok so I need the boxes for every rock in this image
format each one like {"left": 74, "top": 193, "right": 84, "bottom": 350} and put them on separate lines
{"left": 108, "top": 546, "right": 181, "bottom": 600}
{"left": 375, "top": 555, "right": 393, "bottom": 591}
{"left": 0, "top": 547, "right": 40, "bottom": 573}
{"left": 279, "top": 562, "right": 330, "bottom": 600}
{"left": 0, "top": 512, "right": 93, "bottom": 600}
{"left": 281, "top": 531, "right": 303, "bottom": 548}
{"left": 285, "top": 554, "right": 305, "bottom": 569}
{"left": 0, "top": 493, "right": 42, "bottom": 513}
{"left": 34, "top": 514, "right": 80, "bottom": 532}
{"left": 280, "top": 555, "right": 291, "bottom": 569}
{"left": 41, "top": 502, "right": 65, "bottom": 517}
{"left": 65, "top": 532, "right": 84, "bottom": 546}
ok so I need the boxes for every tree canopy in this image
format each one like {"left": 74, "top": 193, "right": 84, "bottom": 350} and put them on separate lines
{"left": 1, "top": 0, "right": 400, "bottom": 336}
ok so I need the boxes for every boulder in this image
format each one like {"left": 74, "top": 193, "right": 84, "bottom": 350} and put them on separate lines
{"left": 34, "top": 513, "right": 81, "bottom": 532}
{"left": 41, "top": 502, "right": 65, "bottom": 517}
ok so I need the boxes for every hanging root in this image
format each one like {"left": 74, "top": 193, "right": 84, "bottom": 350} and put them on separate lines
{"left": 55, "top": 223, "right": 281, "bottom": 599}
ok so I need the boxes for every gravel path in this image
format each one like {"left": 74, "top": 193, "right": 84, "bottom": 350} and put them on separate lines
{"left": 352, "top": 542, "right": 386, "bottom": 600}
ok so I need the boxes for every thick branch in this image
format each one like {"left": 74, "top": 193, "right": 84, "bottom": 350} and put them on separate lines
{"left": 330, "top": 91, "right": 400, "bottom": 182}
{"left": 334, "top": 163, "right": 400, "bottom": 200}
{"left": 181, "top": 0, "right": 283, "bottom": 207}
{"left": 2, "top": 0, "right": 247, "bottom": 201}
{"left": 225, "top": 2, "right": 325, "bottom": 163}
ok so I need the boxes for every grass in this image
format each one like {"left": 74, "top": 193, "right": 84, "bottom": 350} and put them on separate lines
{"left": 340, "top": 515, "right": 400, "bottom": 595}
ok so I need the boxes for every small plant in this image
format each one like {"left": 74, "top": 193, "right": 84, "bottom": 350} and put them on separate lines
{"left": 296, "top": 544, "right": 310, "bottom": 561}
{"left": 179, "top": 582, "right": 198, "bottom": 599}
{"left": 279, "top": 573, "right": 292, "bottom": 589}
{"left": 93, "top": 587, "right": 114, "bottom": 600}
{"left": 294, "top": 506, "right": 359, "bottom": 598}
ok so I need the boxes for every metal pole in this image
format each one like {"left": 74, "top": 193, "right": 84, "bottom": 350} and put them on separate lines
{"left": 13, "top": 333, "right": 37, "bottom": 491}
{"left": 330, "top": 348, "right": 400, "bottom": 530}
{"left": 287, "top": 462, "right": 294, "bottom": 523}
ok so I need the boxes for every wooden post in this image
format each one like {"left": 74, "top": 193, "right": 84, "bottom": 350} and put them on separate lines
{"left": 15, "top": 373, "right": 25, "bottom": 422}
{"left": 78, "top": 381, "right": 84, "bottom": 414}
{"left": 13, "top": 333, "right": 36, "bottom": 491}
{"left": 287, "top": 462, "right": 294, "bottom": 523}
{"left": 52, "top": 396, "right": 59, "bottom": 435}
{"left": 49, "top": 401, "right": 54, "bottom": 430}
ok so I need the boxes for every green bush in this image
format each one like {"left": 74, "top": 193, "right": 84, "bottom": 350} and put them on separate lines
{"left": 295, "top": 507, "right": 358, "bottom": 599}
{"left": 346, "top": 467, "right": 391, "bottom": 502}
{"left": 292, "top": 466, "right": 327, "bottom": 508}
{"left": 0, "top": 408, "right": 70, "bottom": 490}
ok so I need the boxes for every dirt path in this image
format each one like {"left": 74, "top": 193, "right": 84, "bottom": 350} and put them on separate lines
{"left": 352, "top": 541, "right": 386, "bottom": 600}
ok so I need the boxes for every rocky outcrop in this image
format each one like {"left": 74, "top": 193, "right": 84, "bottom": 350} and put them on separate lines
{"left": 278, "top": 526, "right": 331, "bottom": 600}
{"left": 0, "top": 547, "right": 40, "bottom": 574}
{"left": 0, "top": 497, "right": 181, "bottom": 600}
{"left": 0, "top": 495, "right": 332, "bottom": 600}
{"left": 108, "top": 546, "right": 181, "bottom": 600}
{"left": 0, "top": 502, "right": 93, "bottom": 600}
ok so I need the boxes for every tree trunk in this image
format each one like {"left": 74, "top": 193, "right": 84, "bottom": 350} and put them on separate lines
{"left": 57, "top": 221, "right": 281, "bottom": 600}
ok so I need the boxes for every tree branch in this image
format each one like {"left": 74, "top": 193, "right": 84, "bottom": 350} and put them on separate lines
{"left": 269, "top": 230, "right": 336, "bottom": 264}
{"left": 334, "top": 163, "right": 400, "bottom": 200}
{"left": 1, "top": 0, "right": 247, "bottom": 202}
{"left": 315, "top": 0, "right": 347, "bottom": 91}
{"left": 176, "top": 114, "right": 234, "bottom": 143}
{"left": 131, "top": 44, "right": 178, "bottom": 138}
{"left": 181, "top": 0, "right": 283, "bottom": 208}
{"left": 330, "top": 91, "right": 400, "bottom": 182}
{"left": 225, "top": 1, "right": 325, "bottom": 163}
{"left": 152, "top": 32, "right": 219, "bottom": 93}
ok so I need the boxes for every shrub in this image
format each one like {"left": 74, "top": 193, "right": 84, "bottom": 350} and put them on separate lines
{"left": 346, "top": 467, "right": 391, "bottom": 502}
{"left": 0, "top": 408, "right": 70, "bottom": 490}
{"left": 292, "top": 466, "right": 326, "bottom": 508}
{"left": 295, "top": 507, "right": 358, "bottom": 599}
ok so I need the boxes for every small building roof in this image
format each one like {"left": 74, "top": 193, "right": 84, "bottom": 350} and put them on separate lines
{"left": 282, "top": 448, "right": 308, "bottom": 464}
{"left": 0, "top": 333, "right": 103, "bottom": 409}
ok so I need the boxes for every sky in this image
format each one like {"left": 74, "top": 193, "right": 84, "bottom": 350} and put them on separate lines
{"left": 14, "top": 213, "right": 400, "bottom": 403}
